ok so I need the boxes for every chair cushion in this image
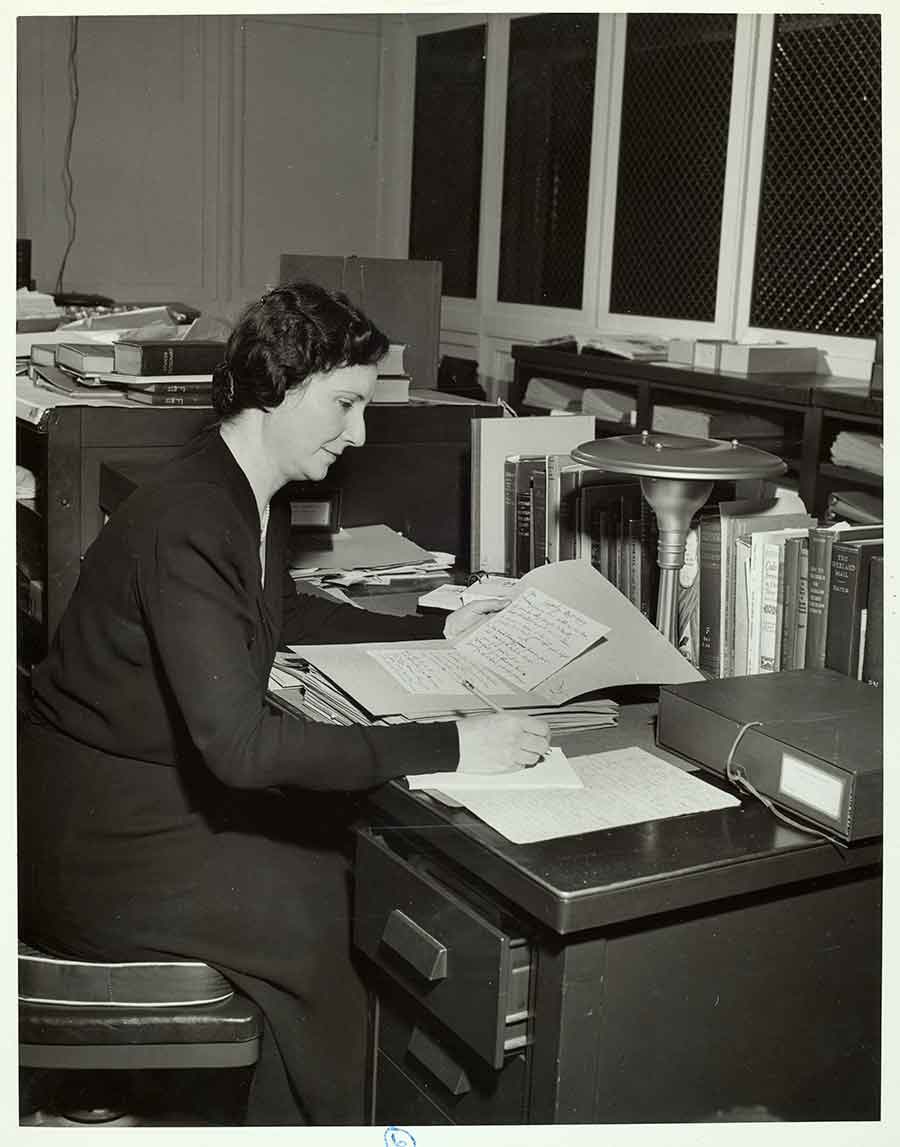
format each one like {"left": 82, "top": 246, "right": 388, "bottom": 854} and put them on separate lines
{"left": 18, "top": 942, "right": 234, "bottom": 1008}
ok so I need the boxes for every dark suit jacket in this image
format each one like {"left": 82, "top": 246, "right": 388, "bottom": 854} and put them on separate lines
{"left": 31, "top": 429, "right": 458, "bottom": 791}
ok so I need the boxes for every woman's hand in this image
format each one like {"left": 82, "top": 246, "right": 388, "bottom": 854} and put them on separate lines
{"left": 456, "top": 714, "right": 551, "bottom": 774}
{"left": 443, "top": 598, "right": 509, "bottom": 640}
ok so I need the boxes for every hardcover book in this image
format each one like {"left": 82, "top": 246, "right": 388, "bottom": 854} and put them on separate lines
{"left": 113, "top": 339, "right": 226, "bottom": 376}
{"left": 55, "top": 342, "right": 116, "bottom": 375}
{"left": 825, "top": 536, "right": 884, "bottom": 678}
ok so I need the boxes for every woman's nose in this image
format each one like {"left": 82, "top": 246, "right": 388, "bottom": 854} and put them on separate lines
{"left": 343, "top": 406, "right": 366, "bottom": 448}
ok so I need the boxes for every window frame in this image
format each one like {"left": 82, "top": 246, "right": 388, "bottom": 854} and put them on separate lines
{"left": 388, "top": 11, "right": 880, "bottom": 381}
{"left": 733, "top": 15, "right": 878, "bottom": 374}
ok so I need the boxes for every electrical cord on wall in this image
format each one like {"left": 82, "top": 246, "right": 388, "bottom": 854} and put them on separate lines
{"left": 55, "top": 16, "right": 80, "bottom": 296}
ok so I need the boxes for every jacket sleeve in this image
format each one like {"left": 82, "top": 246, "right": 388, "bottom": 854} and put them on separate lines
{"left": 139, "top": 494, "right": 458, "bottom": 792}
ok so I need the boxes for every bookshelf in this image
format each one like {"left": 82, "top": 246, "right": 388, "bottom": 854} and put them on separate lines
{"left": 510, "top": 346, "right": 883, "bottom": 519}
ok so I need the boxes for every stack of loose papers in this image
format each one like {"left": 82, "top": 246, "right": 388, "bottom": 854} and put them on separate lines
{"left": 414, "top": 746, "right": 739, "bottom": 845}
{"left": 830, "top": 431, "right": 883, "bottom": 477}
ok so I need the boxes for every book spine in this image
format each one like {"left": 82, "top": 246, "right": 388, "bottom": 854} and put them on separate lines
{"left": 128, "top": 382, "right": 213, "bottom": 396}
{"left": 470, "top": 421, "right": 483, "bottom": 573}
{"left": 677, "top": 522, "right": 701, "bottom": 666}
{"left": 805, "top": 529, "right": 835, "bottom": 669}
{"left": 127, "top": 345, "right": 223, "bottom": 376}
{"left": 825, "top": 542, "right": 881, "bottom": 677}
{"left": 545, "top": 456, "right": 563, "bottom": 565}
{"left": 755, "top": 542, "right": 781, "bottom": 673}
{"left": 558, "top": 471, "right": 584, "bottom": 562}
{"left": 824, "top": 540, "right": 860, "bottom": 676}
{"left": 719, "top": 518, "right": 739, "bottom": 678}
{"left": 733, "top": 538, "right": 752, "bottom": 676}
{"left": 640, "top": 499, "right": 658, "bottom": 618}
{"left": 531, "top": 460, "right": 548, "bottom": 569}
{"left": 126, "top": 393, "right": 211, "bottom": 406}
{"left": 861, "top": 555, "right": 884, "bottom": 686}
{"left": 503, "top": 458, "right": 518, "bottom": 576}
{"left": 779, "top": 537, "right": 800, "bottom": 670}
{"left": 698, "top": 512, "right": 722, "bottom": 677}
{"left": 625, "top": 518, "right": 642, "bottom": 610}
{"left": 794, "top": 540, "right": 809, "bottom": 670}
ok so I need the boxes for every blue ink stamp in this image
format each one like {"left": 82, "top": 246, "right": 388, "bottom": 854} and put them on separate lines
{"left": 384, "top": 1127, "right": 416, "bottom": 1147}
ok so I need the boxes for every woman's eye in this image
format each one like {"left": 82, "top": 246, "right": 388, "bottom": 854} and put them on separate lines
{"left": 338, "top": 399, "right": 354, "bottom": 411}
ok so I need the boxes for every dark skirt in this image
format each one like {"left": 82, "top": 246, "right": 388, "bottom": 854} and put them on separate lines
{"left": 17, "top": 714, "right": 370, "bottom": 1125}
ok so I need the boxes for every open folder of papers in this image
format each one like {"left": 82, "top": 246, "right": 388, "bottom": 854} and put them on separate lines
{"left": 287, "top": 560, "right": 703, "bottom": 720}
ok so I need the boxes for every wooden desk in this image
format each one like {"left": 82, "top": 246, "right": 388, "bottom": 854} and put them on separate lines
{"left": 354, "top": 702, "right": 881, "bottom": 1124}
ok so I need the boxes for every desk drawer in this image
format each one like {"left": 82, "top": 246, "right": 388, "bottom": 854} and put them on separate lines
{"left": 353, "top": 830, "right": 531, "bottom": 1069}
{"left": 375, "top": 996, "right": 528, "bottom": 1125}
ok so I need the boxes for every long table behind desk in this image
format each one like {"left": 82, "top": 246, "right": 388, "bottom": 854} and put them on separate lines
{"left": 356, "top": 701, "right": 882, "bottom": 1125}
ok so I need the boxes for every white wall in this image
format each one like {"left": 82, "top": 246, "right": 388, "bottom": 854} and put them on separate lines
{"left": 17, "top": 13, "right": 387, "bottom": 316}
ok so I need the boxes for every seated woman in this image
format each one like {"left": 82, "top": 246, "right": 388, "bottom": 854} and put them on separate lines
{"left": 18, "top": 281, "right": 549, "bottom": 1126}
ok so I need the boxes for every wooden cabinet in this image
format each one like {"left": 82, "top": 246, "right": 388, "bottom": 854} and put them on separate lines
{"left": 510, "top": 346, "right": 883, "bottom": 520}
{"left": 15, "top": 405, "right": 215, "bottom": 671}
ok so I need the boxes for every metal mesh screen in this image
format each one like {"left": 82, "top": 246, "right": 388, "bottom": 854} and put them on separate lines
{"left": 609, "top": 14, "right": 736, "bottom": 322}
{"left": 409, "top": 25, "right": 486, "bottom": 299}
{"left": 750, "top": 14, "right": 882, "bottom": 338}
{"left": 498, "top": 14, "right": 598, "bottom": 309}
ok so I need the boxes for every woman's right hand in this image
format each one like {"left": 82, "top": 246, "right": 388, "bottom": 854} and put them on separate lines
{"left": 455, "top": 714, "right": 551, "bottom": 775}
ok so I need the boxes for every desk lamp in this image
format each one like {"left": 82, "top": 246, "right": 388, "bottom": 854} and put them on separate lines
{"left": 571, "top": 431, "right": 787, "bottom": 647}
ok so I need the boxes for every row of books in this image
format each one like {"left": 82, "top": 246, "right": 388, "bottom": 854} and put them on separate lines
{"left": 696, "top": 508, "right": 883, "bottom": 686}
{"left": 502, "top": 454, "right": 658, "bottom": 620}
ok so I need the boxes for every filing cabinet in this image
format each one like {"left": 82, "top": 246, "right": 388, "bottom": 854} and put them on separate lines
{"left": 353, "top": 830, "right": 531, "bottom": 1071}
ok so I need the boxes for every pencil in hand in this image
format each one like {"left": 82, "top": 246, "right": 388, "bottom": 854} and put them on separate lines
{"left": 460, "top": 678, "right": 504, "bottom": 713}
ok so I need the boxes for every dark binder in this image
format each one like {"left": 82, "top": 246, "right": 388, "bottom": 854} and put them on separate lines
{"left": 657, "top": 669, "right": 882, "bottom": 841}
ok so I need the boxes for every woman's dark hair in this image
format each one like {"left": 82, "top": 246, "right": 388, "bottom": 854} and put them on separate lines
{"left": 212, "top": 280, "right": 389, "bottom": 417}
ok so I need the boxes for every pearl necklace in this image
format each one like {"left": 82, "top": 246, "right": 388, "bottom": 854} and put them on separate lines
{"left": 259, "top": 503, "right": 270, "bottom": 587}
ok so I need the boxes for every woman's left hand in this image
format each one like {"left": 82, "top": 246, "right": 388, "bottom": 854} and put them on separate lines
{"left": 443, "top": 598, "right": 509, "bottom": 640}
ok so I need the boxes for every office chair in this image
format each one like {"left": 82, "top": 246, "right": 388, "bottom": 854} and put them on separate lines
{"left": 19, "top": 941, "right": 263, "bottom": 1126}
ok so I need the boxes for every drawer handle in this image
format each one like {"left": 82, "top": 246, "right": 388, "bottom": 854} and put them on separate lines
{"left": 381, "top": 909, "right": 448, "bottom": 981}
{"left": 407, "top": 1026, "right": 471, "bottom": 1096}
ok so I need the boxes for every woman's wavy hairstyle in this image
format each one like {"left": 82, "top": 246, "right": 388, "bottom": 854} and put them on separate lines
{"left": 212, "top": 280, "right": 388, "bottom": 417}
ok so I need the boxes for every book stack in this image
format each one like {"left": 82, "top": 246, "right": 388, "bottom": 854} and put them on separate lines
{"left": 103, "top": 339, "right": 224, "bottom": 406}
{"left": 373, "top": 343, "right": 410, "bottom": 404}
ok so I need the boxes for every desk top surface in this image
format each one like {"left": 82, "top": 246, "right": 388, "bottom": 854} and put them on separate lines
{"left": 367, "top": 700, "right": 881, "bottom": 935}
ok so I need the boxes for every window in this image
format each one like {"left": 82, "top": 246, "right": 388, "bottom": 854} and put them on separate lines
{"left": 408, "top": 24, "right": 486, "bottom": 299}
{"left": 749, "top": 13, "right": 882, "bottom": 338}
{"left": 497, "top": 13, "right": 598, "bottom": 309}
{"left": 609, "top": 13, "right": 737, "bottom": 322}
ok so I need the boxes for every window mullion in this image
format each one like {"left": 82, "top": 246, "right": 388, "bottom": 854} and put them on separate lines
{"left": 475, "top": 16, "right": 510, "bottom": 357}
{"left": 733, "top": 14, "right": 774, "bottom": 344}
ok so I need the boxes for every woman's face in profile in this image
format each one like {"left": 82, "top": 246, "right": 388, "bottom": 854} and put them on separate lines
{"left": 266, "top": 363, "right": 377, "bottom": 483}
